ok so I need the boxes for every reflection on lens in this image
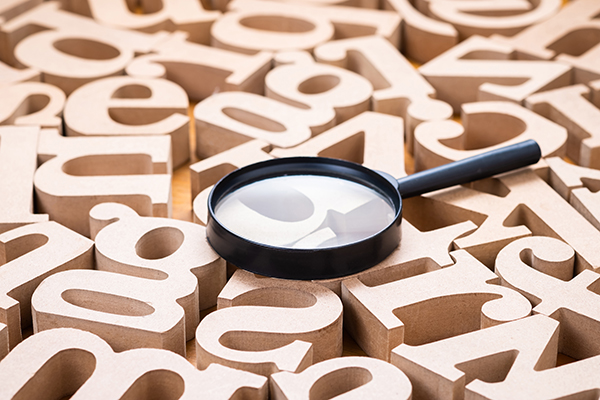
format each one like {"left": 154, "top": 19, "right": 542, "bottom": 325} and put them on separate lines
{"left": 214, "top": 175, "right": 395, "bottom": 249}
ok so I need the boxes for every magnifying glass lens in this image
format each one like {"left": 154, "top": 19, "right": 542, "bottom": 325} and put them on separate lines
{"left": 208, "top": 142, "right": 541, "bottom": 279}
{"left": 214, "top": 175, "right": 395, "bottom": 249}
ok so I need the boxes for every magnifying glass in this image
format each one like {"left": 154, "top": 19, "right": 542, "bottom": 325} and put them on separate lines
{"left": 206, "top": 140, "right": 541, "bottom": 280}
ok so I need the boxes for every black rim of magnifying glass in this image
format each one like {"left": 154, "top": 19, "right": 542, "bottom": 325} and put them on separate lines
{"left": 207, "top": 140, "right": 542, "bottom": 280}
{"left": 206, "top": 157, "right": 403, "bottom": 280}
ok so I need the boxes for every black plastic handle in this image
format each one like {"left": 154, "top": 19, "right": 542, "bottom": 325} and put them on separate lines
{"left": 397, "top": 140, "right": 541, "bottom": 198}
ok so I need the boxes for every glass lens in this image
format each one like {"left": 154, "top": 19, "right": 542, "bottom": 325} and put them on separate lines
{"left": 214, "top": 175, "right": 395, "bottom": 249}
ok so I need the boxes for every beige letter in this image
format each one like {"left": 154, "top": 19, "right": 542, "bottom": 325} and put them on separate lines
{"left": 419, "top": 35, "right": 572, "bottom": 113}
{"left": 0, "top": 126, "right": 47, "bottom": 234}
{"left": 64, "top": 76, "right": 190, "bottom": 168}
{"left": 527, "top": 84, "right": 600, "bottom": 168}
{"left": 391, "top": 315, "right": 559, "bottom": 400}
{"left": 126, "top": 32, "right": 272, "bottom": 101}
{"left": 271, "top": 356, "right": 412, "bottom": 400}
{"left": 0, "top": 328, "right": 268, "bottom": 399}
{"left": 35, "top": 128, "right": 171, "bottom": 237}
{"left": 342, "top": 249, "right": 531, "bottom": 361}
{"left": 0, "top": 2, "right": 168, "bottom": 93}
{"left": 414, "top": 101, "right": 567, "bottom": 171}
{"left": 196, "top": 269, "right": 343, "bottom": 376}
{"left": 0, "top": 221, "right": 93, "bottom": 350}
{"left": 0, "top": 82, "right": 65, "bottom": 131}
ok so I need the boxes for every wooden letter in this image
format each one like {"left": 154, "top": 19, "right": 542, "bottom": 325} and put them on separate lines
{"left": 62, "top": 0, "right": 220, "bottom": 44}
{"left": 547, "top": 157, "right": 600, "bottom": 230}
{"left": 526, "top": 84, "right": 600, "bottom": 168}
{"left": 92, "top": 202, "right": 225, "bottom": 314}
{"left": 0, "top": 0, "right": 42, "bottom": 24}
{"left": 0, "top": 82, "right": 65, "bottom": 131}
{"left": 192, "top": 112, "right": 407, "bottom": 225}
{"left": 492, "top": 0, "right": 600, "bottom": 84}
{"left": 0, "top": 59, "right": 38, "bottom": 86}
{"left": 0, "top": 221, "right": 93, "bottom": 350}
{"left": 0, "top": 324, "right": 6, "bottom": 361}
{"left": 592, "top": 79, "right": 600, "bottom": 108}
{"left": 0, "top": 126, "right": 47, "bottom": 234}
{"left": 0, "top": 2, "right": 168, "bottom": 93}
{"left": 266, "top": 52, "right": 372, "bottom": 125}
{"left": 270, "top": 356, "right": 412, "bottom": 400}
{"left": 194, "top": 91, "right": 331, "bottom": 159}
{"left": 342, "top": 250, "right": 531, "bottom": 361}
{"left": 32, "top": 268, "right": 187, "bottom": 355}
{"left": 212, "top": 1, "right": 334, "bottom": 54}
{"left": 31, "top": 203, "right": 224, "bottom": 356}
{"left": 383, "top": 0, "right": 457, "bottom": 63}
{"left": 314, "top": 35, "right": 453, "bottom": 153}
{"left": 414, "top": 101, "right": 567, "bottom": 171}
{"left": 34, "top": 128, "right": 171, "bottom": 237}
{"left": 212, "top": 0, "right": 400, "bottom": 54}
{"left": 196, "top": 269, "right": 343, "bottom": 376}
{"left": 190, "top": 140, "right": 273, "bottom": 201}
{"left": 425, "top": 168, "right": 600, "bottom": 271}
{"left": 213, "top": 0, "right": 379, "bottom": 12}
{"left": 314, "top": 218, "right": 477, "bottom": 296}
{"left": 418, "top": 35, "right": 572, "bottom": 113}
{"left": 427, "top": 0, "right": 561, "bottom": 39}
{"left": 272, "top": 111, "right": 406, "bottom": 178}
{"left": 64, "top": 76, "right": 190, "bottom": 168}
{"left": 391, "top": 315, "right": 559, "bottom": 400}
{"left": 126, "top": 32, "right": 272, "bottom": 101}
{"left": 0, "top": 328, "right": 268, "bottom": 399}
{"left": 496, "top": 236, "right": 600, "bottom": 359}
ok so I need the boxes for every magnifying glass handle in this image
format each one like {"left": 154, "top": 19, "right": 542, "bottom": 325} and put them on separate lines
{"left": 397, "top": 139, "right": 542, "bottom": 198}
